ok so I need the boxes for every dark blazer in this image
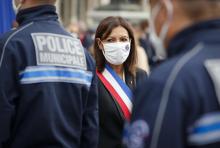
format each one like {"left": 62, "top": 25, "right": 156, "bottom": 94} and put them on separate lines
{"left": 98, "top": 68, "right": 147, "bottom": 148}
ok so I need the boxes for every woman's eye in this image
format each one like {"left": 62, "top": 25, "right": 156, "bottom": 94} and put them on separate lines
{"left": 121, "top": 38, "right": 129, "bottom": 42}
{"left": 106, "top": 39, "right": 114, "bottom": 42}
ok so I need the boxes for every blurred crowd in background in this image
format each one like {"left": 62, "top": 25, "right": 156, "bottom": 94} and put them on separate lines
{"left": 0, "top": 0, "right": 158, "bottom": 73}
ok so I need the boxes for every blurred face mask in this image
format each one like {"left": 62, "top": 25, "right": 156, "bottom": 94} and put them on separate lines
{"left": 149, "top": 0, "right": 173, "bottom": 59}
{"left": 12, "top": 0, "right": 22, "bottom": 14}
{"left": 102, "top": 42, "right": 131, "bottom": 65}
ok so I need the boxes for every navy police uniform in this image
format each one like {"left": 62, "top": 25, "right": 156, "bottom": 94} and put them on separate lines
{"left": 0, "top": 5, "right": 98, "bottom": 148}
{"left": 124, "top": 19, "right": 220, "bottom": 148}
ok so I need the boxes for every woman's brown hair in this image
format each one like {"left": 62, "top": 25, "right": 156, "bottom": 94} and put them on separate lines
{"left": 94, "top": 16, "right": 137, "bottom": 76}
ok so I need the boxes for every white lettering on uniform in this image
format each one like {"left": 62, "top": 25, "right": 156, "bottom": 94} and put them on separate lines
{"left": 47, "top": 36, "right": 56, "bottom": 52}
{"left": 36, "top": 36, "right": 46, "bottom": 51}
{"left": 32, "top": 33, "right": 87, "bottom": 70}
{"left": 61, "top": 38, "right": 69, "bottom": 53}
{"left": 55, "top": 37, "right": 65, "bottom": 53}
{"left": 39, "top": 52, "right": 85, "bottom": 66}
{"left": 66, "top": 39, "right": 75, "bottom": 54}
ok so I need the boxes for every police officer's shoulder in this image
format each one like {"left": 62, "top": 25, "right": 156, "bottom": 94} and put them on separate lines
{"left": 0, "top": 22, "right": 34, "bottom": 49}
{"left": 149, "top": 56, "right": 180, "bottom": 83}
{"left": 148, "top": 50, "right": 205, "bottom": 102}
{"left": 0, "top": 29, "right": 16, "bottom": 42}
{"left": 0, "top": 29, "right": 18, "bottom": 50}
{"left": 133, "top": 58, "right": 177, "bottom": 101}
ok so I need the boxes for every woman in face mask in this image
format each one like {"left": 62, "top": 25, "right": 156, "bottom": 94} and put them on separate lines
{"left": 94, "top": 16, "right": 147, "bottom": 148}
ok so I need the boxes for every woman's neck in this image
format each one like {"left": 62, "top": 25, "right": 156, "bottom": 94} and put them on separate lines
{"left": 109, "top": 64, "right": 124, "bottom": 79}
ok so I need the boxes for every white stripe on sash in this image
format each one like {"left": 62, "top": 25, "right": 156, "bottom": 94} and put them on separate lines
{"left": 102, "top": 67, "right": 133, "bottom": 113}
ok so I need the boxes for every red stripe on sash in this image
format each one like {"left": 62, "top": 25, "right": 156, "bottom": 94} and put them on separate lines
{"left": 96, "top": 70, "right": 131, "bottom": 120}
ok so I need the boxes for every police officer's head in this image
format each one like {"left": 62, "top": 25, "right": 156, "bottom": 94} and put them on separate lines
{"left": 149, "top": 0, "right": 220, "bottom": 56}
{"left": 13, "top": 0, "right": 56, "bottom": 12}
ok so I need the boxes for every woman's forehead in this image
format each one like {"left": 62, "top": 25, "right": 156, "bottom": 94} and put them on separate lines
{"left": 108, "top": 26, "right": 129, "bottom": 37}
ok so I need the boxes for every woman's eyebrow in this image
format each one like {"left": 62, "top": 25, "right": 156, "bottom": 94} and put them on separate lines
{"left": 120, "top": 36, "right": 129, "bottom": 38}
{"left": 105, "top": 36, "right": 115, "bottom": 39}
{"left": 105, "top": 35, "right": 129, "bottom": 39}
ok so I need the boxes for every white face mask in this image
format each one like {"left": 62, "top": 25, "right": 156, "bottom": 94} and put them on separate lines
{"left": 149, "top": 0, "right": 173, "bottom": 59}
{"left": 102, "top": 42, "right": 131, "bottom": 65}
{"left": 12, "top": 0, "right": 22, "bottom": 15}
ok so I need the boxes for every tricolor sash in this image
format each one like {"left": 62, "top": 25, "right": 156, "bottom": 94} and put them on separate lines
{"left": 96, "top": 65, "right": 133, "bottom": 120}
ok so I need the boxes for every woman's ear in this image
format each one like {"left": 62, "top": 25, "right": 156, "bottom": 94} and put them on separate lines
{"left": 96, "top": 38, "right": 104, "bottom": 50}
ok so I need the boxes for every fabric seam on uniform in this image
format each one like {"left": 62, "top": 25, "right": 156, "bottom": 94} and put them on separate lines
{"left": 0, "top": 22, "right": 34, "bottom": 68}
{"left": 150, "top": 43, "right": 204, "bottom": 148}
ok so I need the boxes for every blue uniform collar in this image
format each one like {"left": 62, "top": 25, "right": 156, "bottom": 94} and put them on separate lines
{"left": 167, "top": 19, "right": 220, "bottom": 58}
{"left": 16, "top": 5, "right": 58, "bottom": 26}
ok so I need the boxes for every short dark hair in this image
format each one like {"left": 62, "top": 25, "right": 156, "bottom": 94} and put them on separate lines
{"left": 150, "top": 0, "right": 220, "bottom": 20}
{"left": 94, "top": 16, "right": 137, "bottom": 76}
{"left": 179, "top": 0, "right": 220, "bottom": 21}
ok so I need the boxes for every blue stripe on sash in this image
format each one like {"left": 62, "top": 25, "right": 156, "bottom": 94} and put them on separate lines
{"left": 105, "top": 64, "right": 133, "bottom": 100}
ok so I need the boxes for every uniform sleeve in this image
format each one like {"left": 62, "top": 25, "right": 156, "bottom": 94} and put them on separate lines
{"left": 0, "top": 39, "right": 19, "bottom": 147}
{"left": 124, "top": 73, "right": 188, "bottom": 148}
{"left": 80, "top": 54, "right": 99, "bottom": 148}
